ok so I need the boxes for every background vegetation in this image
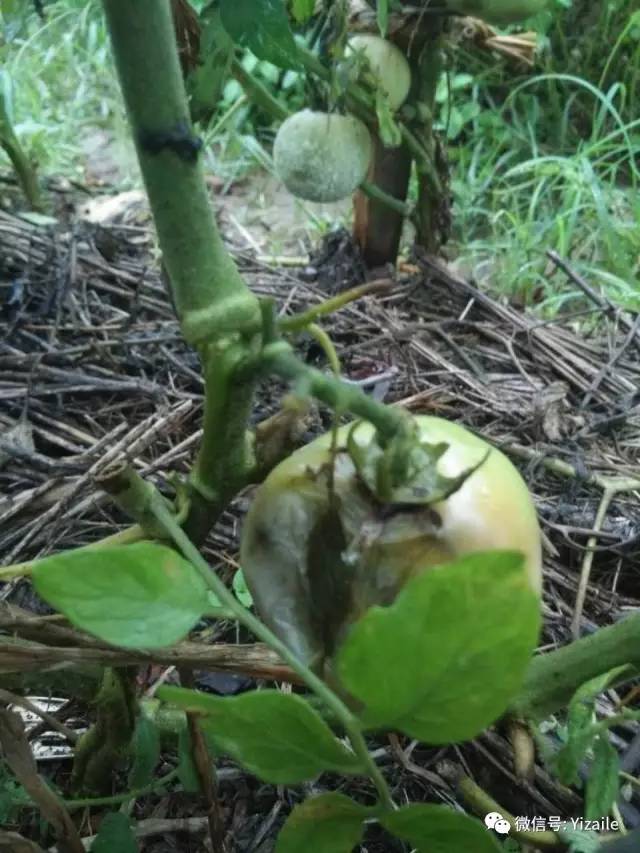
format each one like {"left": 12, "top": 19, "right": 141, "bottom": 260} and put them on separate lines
{"left": 1, "top": 0, "right": 638, "bottom": 310}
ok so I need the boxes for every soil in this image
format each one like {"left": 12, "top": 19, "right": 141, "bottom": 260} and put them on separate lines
{"left": 1, "top": 169, "right": 639, "bottom": 852}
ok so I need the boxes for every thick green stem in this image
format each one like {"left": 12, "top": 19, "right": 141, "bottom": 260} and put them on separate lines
{"left": 186, "top": 341, "right": 258, "bottom": 541}
{"left": 150, "top": 496, "right": 394, "bottom": 812}
{"left": 510, "top": 613, "right": 640, "bottom": 720}
{"left": 0, "top": 91, "right": 42, "bottom": 211}
{"left": 70, "top": 667, "right": 137, "bottom": 795}
{"left": 102, "top": 0, "right": 263, "bottom": 540}
{"left": 102, "top": 0, "right": 260, "bottom": 346}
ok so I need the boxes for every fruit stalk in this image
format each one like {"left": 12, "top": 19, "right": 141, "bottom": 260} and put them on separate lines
{"left": 261, "top": 340, "right": 407, "bottom": 441}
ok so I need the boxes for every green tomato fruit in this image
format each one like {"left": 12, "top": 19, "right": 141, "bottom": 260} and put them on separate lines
{"left": 347, "top": 34, "right": 412, "bottom": 110}
{"left": 240, "top": 416, "right": 542, "bottom": 670}
{"left": 444, "top": 0, "right": 548, "bottom": 25}
{"left": 273, "top": 110, "right": 373, "bottom": 203}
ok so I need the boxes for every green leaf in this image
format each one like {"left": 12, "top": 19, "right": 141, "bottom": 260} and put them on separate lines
{"left": 187, "top": 5, "right": 234, "bottom": 124}
{"left": 128, "top": 715, "right": 160, "bottom": 789}
{"left": 276, "top": 793, "right": 369, "bottom": 853}
{"left": 556, "top": 722, "right": 597, "bottom": 787}
{"left": 381, "top": 804, "right": 501, "bottom": 852}
{"left": 90, "top": 812, "right": 138, "bottom": 853}
{"left": 585, "top": 736, "right": 620, "bottom": 820}
{"left": 377, "top": 0, "right": 388, "bottom": 36}
{"left": 32, "top": 543, "right": 209, "bottom": 649}
{"left": 336, "top": 551, "right": 540, "bottom": 743}
{"left": 158, "top": 686, "right": 363, "bottom": 783}
{"left": 232, "top": 568, "right": 254, "bottom": 608}
{"left": 556, "top": 666, "right": 629, "bottom": 786}
{"left": 574, "top": 667, "right": 633, "bottom": 705}
{"left": 290, "top": 0, "right": 315, "bottom": 23}
{"left": 220, "top": 0, "right": 301, "bottom": 70}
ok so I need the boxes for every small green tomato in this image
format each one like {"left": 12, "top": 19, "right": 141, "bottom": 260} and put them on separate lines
{"left": 240, "top": 416, "right": 542, "bottom": 670}
{"left": 347, "top": 34, "right": 412, "bottom": 111}
{"left": 273, "top": 109, "right": 373, "bottom": 203}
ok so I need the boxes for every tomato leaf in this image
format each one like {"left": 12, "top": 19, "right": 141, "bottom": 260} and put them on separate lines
{"left": 232, "top": 568, "right": 254, "bottom": 608}
{"left": 220, "top": 0, "right": 301, "bottom": 70}
{"left": 275, "top": 793, "right": 370, "bottom": 853}
{"left": 377, "top": 0, "right": 389, "bottom": 36}
{"left": 32, "top": 544, "right": 209, "bottom": 649}
{"left": 556, "top": 722, "right": 597, "bottom": 788}
{"left": 336, "top": 551, "right": 541, "bottom": 743}
{"left": 128, "top": 715, "right": 160, "bottom": 790}
{"left": 573, "top": 666, "right": 633, "bottom": 705}
{"left": 381, "top": 804, "right": 501, "bottom": 852}
{"left": 90, "top": 812, "right": 138, "bottom": 853}
{"left": 556, "top": 666, "right": 629, "bottom": 786}
{"left": 158, "top": 686, "right": 363, "bottom": 783}
{"left": 585, "top": 736, "right": 620, "bottom": 820}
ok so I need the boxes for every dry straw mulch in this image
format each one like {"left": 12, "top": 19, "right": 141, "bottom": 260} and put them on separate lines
{"left": 1, "top": 201, "right": 639, "bottom": 847}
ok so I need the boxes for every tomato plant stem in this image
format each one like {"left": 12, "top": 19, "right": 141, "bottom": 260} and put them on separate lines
{"left": 101, "top": 0, "right": 260, "bottom": 346}
{"left": 510, "top": 612, "right": 640, "bottom": 720}
{"left": 102, "top": 0, "right": 262, "bottom": 543}
{"left": 185, "top": 340, "right": 257, "bottom": 542}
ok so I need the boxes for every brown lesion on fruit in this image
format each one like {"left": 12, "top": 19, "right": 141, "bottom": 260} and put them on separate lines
{"left": 306, "top": 503, "right": 356, "bottom": 660}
